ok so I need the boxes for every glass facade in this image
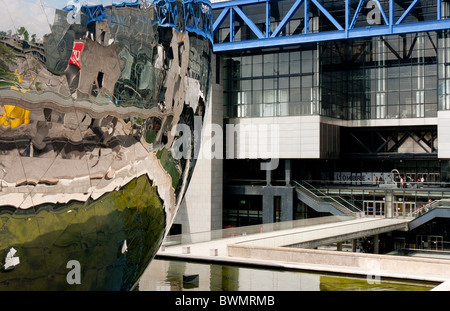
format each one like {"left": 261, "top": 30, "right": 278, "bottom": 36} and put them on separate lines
{"left": 217, "top": 0, "right": 450, "bottom": 237}
{"left": 439, "top": 30, "right": 450, "bottom": 110}
{"left": 222, "top": 31, "right": 447, "bottom": 120}
{"left": 222, "top": 45, "right": 319, "bottom": 118}
{"left": 215, "top": 0, "right": 450, "bottom": 120}
{"left": 321, "top": 32, "right": 438, "bottom": 120}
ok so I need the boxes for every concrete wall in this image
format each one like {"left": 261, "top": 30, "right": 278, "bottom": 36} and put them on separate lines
{"left": 227, "top": 115, "right": 321, "bottom": 159}
{"left": 438, "top": 110, "right": 450, "bottom": 158}
{"left": 173, "top": 54, "right": 223, "bottom": 234}
{"left": 226, "top": 115, "right": 440, "bottom": 160}
{"left": 228, "top": 244, "right": 450, "bottom": 282}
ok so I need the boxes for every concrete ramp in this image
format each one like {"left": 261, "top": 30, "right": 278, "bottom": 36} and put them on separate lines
{"left": 237, "top": 217, "right": 409, "bottom": 249}
{"left": 159, "top": 217, "right": 409, "bottom": 257}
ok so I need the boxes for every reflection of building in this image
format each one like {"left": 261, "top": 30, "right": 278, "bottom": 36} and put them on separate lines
{"left": 176, "top": 0, "right": 450, "bottom": 253}
{"left": 0, "top": 0, "right": 212, "bottom": 290}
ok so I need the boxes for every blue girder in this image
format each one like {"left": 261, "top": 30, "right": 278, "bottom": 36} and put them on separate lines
{"left": 212, "top": 0, "right": 450, "bottom": 52}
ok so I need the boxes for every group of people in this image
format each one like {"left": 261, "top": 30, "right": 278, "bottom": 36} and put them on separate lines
{"left": 416, "top": 199, "right": 433, "bottom": 216}
{"left": 398, "top": 175, "right": 425, "bottom": 189}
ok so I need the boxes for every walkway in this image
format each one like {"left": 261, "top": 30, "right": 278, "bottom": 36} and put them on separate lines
{"left": 159, "top": 216, "right": 409, "bottom": 258}
{"left": 156, "top": 216, "right": 450, "bottom": 286}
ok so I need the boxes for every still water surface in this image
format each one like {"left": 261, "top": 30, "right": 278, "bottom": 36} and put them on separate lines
{"left": 138, "top": 258, "right": 436, "bottom": 291}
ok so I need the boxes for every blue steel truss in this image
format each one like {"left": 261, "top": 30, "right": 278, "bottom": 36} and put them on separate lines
{"left": 212, "top": 0, "right": 450, "bottom": 52}
{"left": 63, "top": 0, "right": 213, "bottom": 42}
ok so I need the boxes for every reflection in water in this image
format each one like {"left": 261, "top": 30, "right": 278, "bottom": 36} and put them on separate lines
{"left": 139, "top": 259, "right": 436, "bottom": 291}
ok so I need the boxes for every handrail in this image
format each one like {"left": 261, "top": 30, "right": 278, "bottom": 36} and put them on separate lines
{"left": 412, "top": 199, "right": 450, "bottom": 218}
{"left": 293, "top": 180, "right": 358, "bottom": 214}
{"left": 298, "top": 181, "right": 349, "bottom": 214}
{"left": 163, "top": 214, "right": 355, "bottom": 246}
{"left": 299, "top": 179, "right": 450, "bottom": 189}
{"left": 226, "top": 178, "right": 450, "bottom": 190}
{"left": 302, "top": 180, "right": 361, "bottom": 213}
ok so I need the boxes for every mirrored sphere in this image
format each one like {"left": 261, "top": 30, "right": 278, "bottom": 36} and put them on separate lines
{"left": 0, "top": 0, "right": 212, "bottom": 290}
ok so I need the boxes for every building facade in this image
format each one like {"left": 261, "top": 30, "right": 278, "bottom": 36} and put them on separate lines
{"left": 176, "top": 0, "right": 450, "bottom": 250}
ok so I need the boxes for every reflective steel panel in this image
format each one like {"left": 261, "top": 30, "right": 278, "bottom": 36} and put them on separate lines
{"left": 0, "top": 0, "right": 212, "bottom": 290}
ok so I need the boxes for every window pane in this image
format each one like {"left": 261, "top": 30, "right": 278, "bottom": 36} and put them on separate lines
{"left": 302, "top": 75, "right": 313, "bottom": 87}
{"left": 290, "top": 88, "right": 301, "bottom": 103}
{"left": 253, "top": 55, "right": 262, "bottom": 76}
{"left": 264, "top": 54, "right": 276, "bottom": 75}
{"left": 242, "top": 79, "right": 252, "bottom": 91}
{"left": 264, "top": 90, "right": 275, "bottom": 103}
{"left": 279, "top": 77, "right": 289, "bottom": 89}
{"left": 253, "top": 79, "right": 263, "bottom": 90}
{"left": 263, "top": 104, "right": 274, "bottom": 116}
{"left": 302, "top": 58, "right": 312, "bottom": 73}
{"left": 279, "top": 52, "right": 289, "bottom": 75}
{"left": 253, "top": 90, "right": 263, "bottom": 104}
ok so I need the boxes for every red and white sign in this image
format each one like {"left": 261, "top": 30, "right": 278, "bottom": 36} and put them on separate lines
{"left": 69, "top": 42, "right": 84, "bottom": 68}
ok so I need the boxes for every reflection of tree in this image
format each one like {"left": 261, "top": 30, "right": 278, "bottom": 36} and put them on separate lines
{"left": 17, "top": 26, "right": 36, "bottom": 43}
{"left": 18, "top": 26, "right": 29, "bottom": 41}
{"left": 0, "top": 44, "right": 16, "bottom": 74}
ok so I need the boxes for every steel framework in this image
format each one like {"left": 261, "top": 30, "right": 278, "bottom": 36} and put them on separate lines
{"left": 341, "top": 126, "right": 438, "bottom": 159}
{"left": 212, "top": 0, "right": 450, "bottom": 52}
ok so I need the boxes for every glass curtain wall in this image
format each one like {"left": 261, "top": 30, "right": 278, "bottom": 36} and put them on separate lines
{"left": 217, "top": 0, "right": 450, "bottom": 120}
{"left": 320, "top": 32, "right": 438, "bottom": 120}
{"left": 223, "top": 31, "right": 439, "bottom": 120}
{"left": 222, "top": 46, "right": 320, "bottom": 118}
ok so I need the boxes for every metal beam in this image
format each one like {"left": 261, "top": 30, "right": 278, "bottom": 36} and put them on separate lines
{"left": 349, "top": 132, "right": 373, "bottom": 154}
{"left": 266, "top": 0, "right": 271, "bottom": 37}
{"left": 233, "top": 6, "right": 265, "bottom": 38}
{"left": 374, "top": 0, "right": 389, "bottom": 25}
{"left": 213, "top": 0, "right": 450, "bottom": 52}
{"left": 396, "top": 0, "right": 420, "bottom": 25}
{"left": 211, "top": 0, "right": 269, "bottom": 10}
{"left": 270, "top": 0, "right": 304, "bottom": 38}
{"left": 214, "top": 19, "right": 450, "bottom": 52}
{"left": 230, "top": 6, "right": 235, "bottom": 42}
{"left": 311, "top": 0, "right": 344, "bottom": 31}
{"left": 213, "top": 7, "right": 231, "bottom": 35}
{"left": 350, "top": 0, "right": 364, "bottom": 30}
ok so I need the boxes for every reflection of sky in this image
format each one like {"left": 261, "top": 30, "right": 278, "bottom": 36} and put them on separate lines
{"left": 0, "top": 0, "right": 141, "bottom": 41}
{"left": 0, "top": 0, "right": 53, "bottom": 41}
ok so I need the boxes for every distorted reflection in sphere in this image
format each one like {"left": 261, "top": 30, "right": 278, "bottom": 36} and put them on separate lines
{"left": 0, "top": 0, "right": 212, "bottom": 290}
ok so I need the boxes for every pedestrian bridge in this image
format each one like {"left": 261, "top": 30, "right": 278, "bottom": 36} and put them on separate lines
{"left": 158, "top": 215, "right": 450, "bottom": 284}
{"left": 160, "top": 200, "right": 450, "bottom": 257}
{"left": 160, "top": 215, "right": 410, "bottom": 258}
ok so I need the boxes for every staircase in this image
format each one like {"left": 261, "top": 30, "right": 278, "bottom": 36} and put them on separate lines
{"left": 293, "top": 180, "right": 362, "bottom": 216}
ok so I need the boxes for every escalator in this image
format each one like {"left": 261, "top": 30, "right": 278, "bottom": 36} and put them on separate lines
{"left": 293, "top": 180, "right": 362, "bottom": 216}
{"left": 409, "top": 199, "right": 450, "bottom": 230}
